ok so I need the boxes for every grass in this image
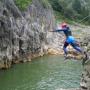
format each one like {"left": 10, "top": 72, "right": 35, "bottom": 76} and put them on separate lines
{"left": 15, "top": 0, "right": 32, "bottom": 11}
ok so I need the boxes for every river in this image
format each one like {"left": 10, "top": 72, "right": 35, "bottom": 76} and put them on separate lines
{"left": 0, "top": 55, "right": 83, "bottom": 90}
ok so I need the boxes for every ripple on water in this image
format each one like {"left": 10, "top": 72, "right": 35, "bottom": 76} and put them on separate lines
{"left": 0, "top": 55, "right": 82, "bottom": 90}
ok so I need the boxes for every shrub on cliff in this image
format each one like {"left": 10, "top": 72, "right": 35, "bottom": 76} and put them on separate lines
{"left": 15, "top": 0, "right": 32, "bottom": 11}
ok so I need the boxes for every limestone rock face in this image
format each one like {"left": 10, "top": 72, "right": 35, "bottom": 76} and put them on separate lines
{"left": 0, "top": 0, "right": 55, "bottom": 69}
{"left": 80, "top": 35, "right": 90, "bottom": 90}
{"left": 80, "top": 59, "right": 90, "bottom": 90}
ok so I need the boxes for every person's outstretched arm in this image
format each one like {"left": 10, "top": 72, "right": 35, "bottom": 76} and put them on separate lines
{"left": 50, "top": 28, "right": 65, "bottom": 32}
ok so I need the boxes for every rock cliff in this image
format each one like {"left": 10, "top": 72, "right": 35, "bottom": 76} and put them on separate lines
{"left": 80, "top": 35, "right": 90, "bottom": 90}
{"left": 0, "top": 0, "right": 55, "bottom": 69}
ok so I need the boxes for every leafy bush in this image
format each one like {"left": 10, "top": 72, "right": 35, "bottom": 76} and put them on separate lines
{"left": 48, "top": 0, "right": 90, "bottom": 24}
{"left": 49, "top": 0, "right": 62, "bottom": 12}
{"left": 15, "top": 0, "right": 32, "bottom": 11}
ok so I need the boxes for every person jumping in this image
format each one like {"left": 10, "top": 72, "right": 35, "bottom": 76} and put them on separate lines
{"left": 50, "top": 22, "right": 84, "bottom": 58}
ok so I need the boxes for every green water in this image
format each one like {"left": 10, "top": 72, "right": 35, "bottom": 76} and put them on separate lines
{"left": 0, "top": 55, "right": 83, "bottom": 90}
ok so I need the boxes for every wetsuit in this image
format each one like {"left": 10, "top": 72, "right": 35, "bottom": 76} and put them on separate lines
{"left": 53, "top": 27, "right": 82, "bottom": 55}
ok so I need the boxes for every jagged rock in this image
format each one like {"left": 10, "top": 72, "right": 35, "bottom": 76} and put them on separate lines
{"left": 0, "top": 0, "right": 55, "bottom": 69}
{"left": 47, "top": 48, "right": 64, "bottom": 55}
{"left": 80, "top": 58, "right": 90, "bottom": 90}
{"left": 79, "top": 34, "right": 90, "bottom": 90}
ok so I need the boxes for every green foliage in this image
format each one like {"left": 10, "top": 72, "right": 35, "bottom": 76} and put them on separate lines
{"left": 15, "top": 0, "right": 32, "bottom": 11}
{"left": 72, "top": 0, "right": 81, "bottom": 14}
{"left": 15, "top": 0, "right": 90, "bottom": 24}
{"left": 54, "top": 11, "right": 74, "bottom": 24}
{"left": 40, "top": 0, "right": 50, "bottom": 8}
{"left": 48, "top": 0, "right": 90, "bottom": 24}
{"left": 15, "top": 0, "right": 50, "bottom": 10}
{"left": 49, "top": 0, "right": 62, "bottom": 12}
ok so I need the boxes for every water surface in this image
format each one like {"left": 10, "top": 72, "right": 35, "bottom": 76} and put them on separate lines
{"left": 0, "top": 55, "right": 83, "bottom": 90}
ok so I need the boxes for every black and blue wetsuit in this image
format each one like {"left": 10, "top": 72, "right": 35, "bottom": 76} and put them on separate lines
{"left": 54, "top": 27, "right": 72, "bottom": 37}
{"left": 53, "top": 27, "right": 82, "bottom": 55}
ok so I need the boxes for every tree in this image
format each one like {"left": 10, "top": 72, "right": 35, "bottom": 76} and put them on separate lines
{"left": 72, "top": 0, "right": 81, "bottom": 14}
{"left": 48, "top": 0, "right": 62, "bottom": 12}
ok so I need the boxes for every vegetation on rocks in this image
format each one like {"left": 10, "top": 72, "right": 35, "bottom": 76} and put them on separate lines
{"left": 48, "top": 0, "right": 90, "bottom": 24}
{"left": 15, "top": 0, "right": 90, "bottom": 24}
{"left": 15, "top": 0, "right": 50, "bottom": 11}
{"left": 15, "top": 0, "right": 32, "bottom": 10}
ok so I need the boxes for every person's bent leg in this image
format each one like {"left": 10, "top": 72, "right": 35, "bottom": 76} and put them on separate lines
{"left": 63, "top": 41, "right": 69, "bottom": 55}
{"left": 71, "top": 43, "right": 82, "bottom": 53}
{"left": 74, "top": 46, "right": 82, "bottom": 53}
{"left": 71, "top": 43, "right": 88, "bottom": 62}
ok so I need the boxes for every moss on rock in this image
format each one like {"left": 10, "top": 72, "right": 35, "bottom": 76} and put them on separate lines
{"left": 15, "top": 0, "right": 32, "bottom": 11}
